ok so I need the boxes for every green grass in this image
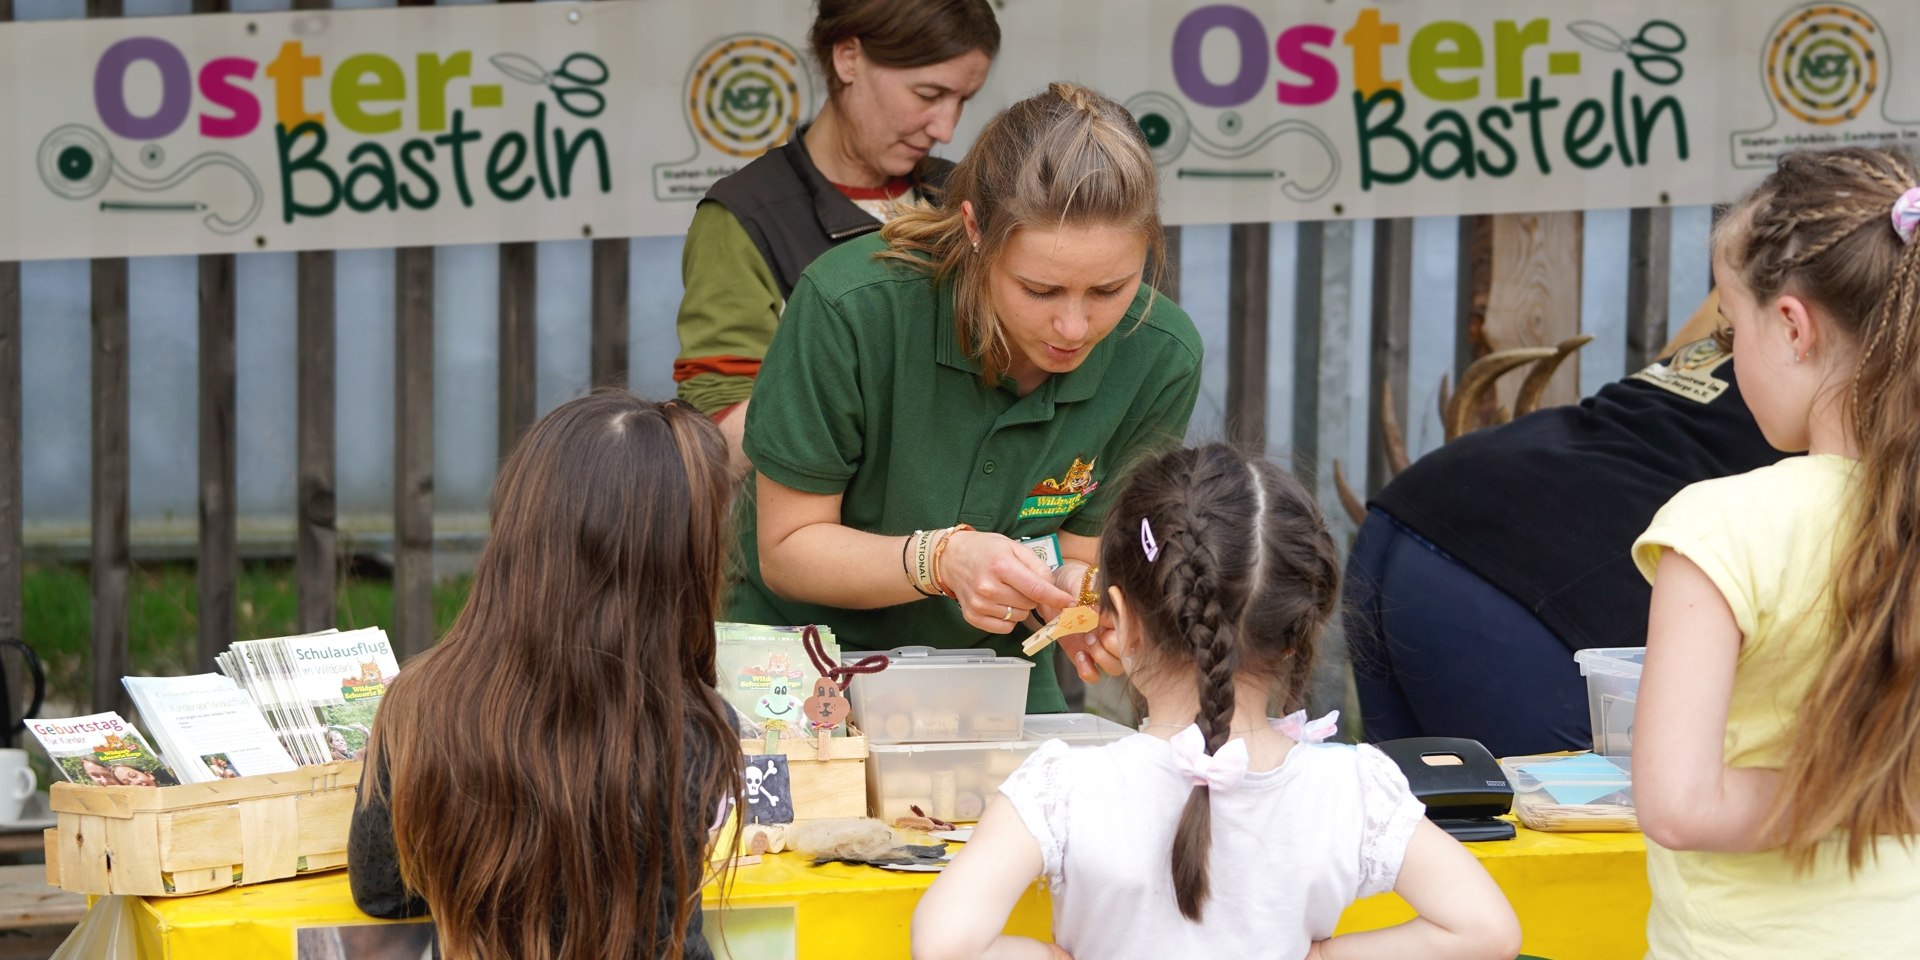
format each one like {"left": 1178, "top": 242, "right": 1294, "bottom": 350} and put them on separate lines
{"left": 21, "top": 561, "right": 471, "bottom": 709}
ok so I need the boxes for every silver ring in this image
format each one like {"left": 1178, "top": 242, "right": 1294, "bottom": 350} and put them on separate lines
{"left": 1003, "top": 605, "right": 1015, "bottom": 622}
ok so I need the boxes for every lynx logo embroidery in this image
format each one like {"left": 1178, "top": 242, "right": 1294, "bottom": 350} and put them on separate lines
{"left": 1019, "top": 457, "right": 1099, "bottom": 520}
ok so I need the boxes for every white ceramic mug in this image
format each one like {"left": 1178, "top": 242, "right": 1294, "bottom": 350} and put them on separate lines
{"left": 0, "top": 749, "right": 38, "bottom": 822}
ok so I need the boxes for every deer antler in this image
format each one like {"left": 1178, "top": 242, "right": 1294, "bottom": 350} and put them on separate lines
{"left": 1444, "top": 347, "right": 1558, "bottom": 442}
{"left": 1332, "top": 459, "right": 1367, "bottom": 526}
{"left": 1512, "top": 335, "right": 1595, "bottom": 419}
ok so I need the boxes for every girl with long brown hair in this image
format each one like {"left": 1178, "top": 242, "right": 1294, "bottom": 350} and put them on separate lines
{"left": 912, "top": 444, "right": 1518, "bottom": 960}
{"left": 348, "top": 392, "right": 742, "bottom": 960}
{"left": 1631, "top": 146, "right": 1920, "bottom": 956}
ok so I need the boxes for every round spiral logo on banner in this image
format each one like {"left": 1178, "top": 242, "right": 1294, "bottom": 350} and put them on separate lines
{"left": 1764, "top": 5, "right": 1879, "bottom": 125}
{"left": 686, "top": 36, "right": 805, "bottom": 159}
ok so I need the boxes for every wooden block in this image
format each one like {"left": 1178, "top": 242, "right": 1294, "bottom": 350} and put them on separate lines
{"left": 105, "top": 815, "right": 164, "bottom": 896}
{"left": 156, "top": 807, "right": 242, "bottom": 872}
{"left": 239, "top": 796, "right": 302, "bottom": 882}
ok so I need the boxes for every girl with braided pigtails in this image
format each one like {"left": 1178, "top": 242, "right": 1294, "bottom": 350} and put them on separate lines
{"left": 1631, "top": 146, "right": 1920, "bottom": 957}
{"left": 911, "top": 444, "right": 1519, "bottom": 960}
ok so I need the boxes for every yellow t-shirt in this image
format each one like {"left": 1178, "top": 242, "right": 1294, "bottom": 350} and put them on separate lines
{"left": 1632, "top": 455, "right": 1920, "bottom": 958}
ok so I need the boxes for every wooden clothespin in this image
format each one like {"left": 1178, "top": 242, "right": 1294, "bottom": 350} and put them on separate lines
{"left": 1022, "top": 605, "right": 1099, "bottom": 657}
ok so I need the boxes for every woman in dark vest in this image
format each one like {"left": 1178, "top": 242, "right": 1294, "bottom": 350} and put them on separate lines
{"left": 673, "top": 0, "right": 1000, "bottom": 475}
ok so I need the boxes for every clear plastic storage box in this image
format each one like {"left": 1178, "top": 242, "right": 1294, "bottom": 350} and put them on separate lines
{"left": 866, "top": 713, "right": 1136, "bottom": 822}
{"left": 844, "top": 646, "right": 1033, "bottom": 744}
{"left": 1574, "top": 647, "right": 1645, "bottom": 756}
{"left": 1499, "top": 753, "right": 1637, "bottom": 832}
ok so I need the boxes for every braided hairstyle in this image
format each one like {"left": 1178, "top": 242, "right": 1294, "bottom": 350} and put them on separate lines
{"left": 1097, "top": 444, "right": 1341, "bottom": 921}
{"left": 1714, "top": 146, "right": 1920, "bottom": 872}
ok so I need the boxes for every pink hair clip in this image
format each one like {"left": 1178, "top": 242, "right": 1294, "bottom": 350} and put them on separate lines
{"left": 1894, "top": 187, "right": 1920, "bottom": 246}
{"left": 1140, "top": 517, "right": 1160, "bottom": 563}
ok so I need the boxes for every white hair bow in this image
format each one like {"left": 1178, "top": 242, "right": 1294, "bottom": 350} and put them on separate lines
{"left": 1169, "top": 724, "right": 1250, "bottom": 792}
{"left": 1271, "top": 709, "right": 1340, "bottom": 744}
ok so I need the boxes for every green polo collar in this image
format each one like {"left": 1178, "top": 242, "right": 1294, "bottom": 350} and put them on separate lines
{"left": 931, "top": 279, "right": 1134, "bottom": 405}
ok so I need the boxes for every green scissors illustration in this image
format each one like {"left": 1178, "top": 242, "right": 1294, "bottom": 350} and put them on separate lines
{"left": 490, "top": 52, "right": 609, "bottom": 118}
{"left": 1568, "top": 20, "right": 1687, "bottom": 86}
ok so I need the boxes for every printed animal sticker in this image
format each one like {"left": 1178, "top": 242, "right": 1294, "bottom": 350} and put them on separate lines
{"left": 743, "top": 756, "right": 793, "bottom": 825}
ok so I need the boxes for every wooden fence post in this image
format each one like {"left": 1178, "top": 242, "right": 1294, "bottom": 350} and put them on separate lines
{"left": 498, "top": 241, "right": 537, "bottom": 459}
{"left": 1626, "top": 207, "right": 1673, "bottom": 373}
{"left": 0, "top": 0, "right": 23, "bottom": 740}
{"left": 86, "top": 0, "right": 131, "bottom": 718}
{"left": 1226, "top": 223, "right": 1270, "bottom": 448}
{"left": 1290, "top": 221, "right": 1324, "bottom": 492}
{"left": 294, "top": 0, "right": 337, "bottom": 635}
{"left": 1367, "top": 218, "right": 1413, "bottom": 495}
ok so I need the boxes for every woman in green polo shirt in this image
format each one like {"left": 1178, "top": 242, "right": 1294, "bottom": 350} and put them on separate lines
{"left": 731, "top": 82, "right": 1203, "bottom": 713}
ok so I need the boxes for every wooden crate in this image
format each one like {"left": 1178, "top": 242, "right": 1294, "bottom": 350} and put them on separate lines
{"left": 739, "top": 727, "right": 867, "bottom": 820}
{"left": 43, "top": 761, "right": 359, "bottom": 897}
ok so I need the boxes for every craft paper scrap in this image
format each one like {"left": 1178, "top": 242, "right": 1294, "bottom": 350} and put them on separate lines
{"left": 1510, "top": 753, "right": 1631, "bottom": 807}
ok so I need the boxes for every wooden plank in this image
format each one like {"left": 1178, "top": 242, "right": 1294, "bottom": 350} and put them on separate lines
{"left": 104, "top": 814, "right": 162, "bottom": 895}
{"left": 1225, "top": 223, "right": 1270, "bottom": 448}
{"left": 1290, "top": 221, "right": 1324, "bottom": 491}
{"left": 51, "top": 762, "right": 357, "bottom": 816}
{"left": 52, "top": 813, "right": 108, "bottom": 896}
{"left": 238, "top": 795, "right": 301, "bottom": 882}
{"left": 0, "top": 864, "right": 88, "bottom": 930}
{"left": 1158, "top": 225, "right": 1182, "bottom": 305}
{"left": 293, "top": 787, "right": 357, "bottom": 852}
{"left": 197, "top": 253, "right": 236, "bottom": 673}
{"left": 1314, "top": 220, "right": 1354, "bottom": 533}
{"left": 192, "top": 0, "right": 236, "bottom": 679}
{"left": 393, "top": 246, "right": 435, "bottom": 658}
{"left": 91, "top": 257, "right": 131, "bottom": 717}
{"left": 0, "top": 0, "right": 22, "bottom": 752}
{"left": 590, "top": 238, "right": 629, "bottom": 390}
{"left": 499, "top": 241, "right": 537, "bottom": 456}
{"left": 157, "top": 807, "right": 242, "bottom": 871}
{"left": 1366, "top": 219, "right": 1413, "bottom": 495}
{"left": 294, "top": 0, "right": 336, "bottom": 635}
{"left": 1483, "top": 212, "right": 1584, "bottom": 409}
{"left": 1625, "top": 206, "right": 1673, "bottom": 373}
{"left": 296, "top": 249, "right": 337, "bottom": 632}
{"left": 1456, "top": 215, "right": 1493, "bottom": 379}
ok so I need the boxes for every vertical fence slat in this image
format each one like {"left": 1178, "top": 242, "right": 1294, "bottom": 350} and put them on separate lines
{"left": 197, "top": 0, "right": 238, "bottom": 669}
{"left": 91, "top": 256, "right": 130, "bottom": 716}
{"left": 1485, "top": 213, "right": 1585, "bottom": 407}
{"left": 590, "top": 239, "right": 629, "bottom": 390}
{"left": 197, "top": 251, "right": 236, "bottom": 673}
{"left": 293, "top": 0, "right": 336, "bottom": 636}
{"left": 87, "top": 0, "right": 129, "bottom": 717}
{"left": 1290, "top": 222, "right": 1324, "bottom": 490}
{"left": 394, "top": 247, "right": 435, "bottom": 658}
{"left": 1366, "top": 219, "right": 1413, "bottom": 495}
{"left": 1159, "top": 225, "right": 1182, "bottom": 304}
{"left": 296, "top": 248, "right": 336, "bottom": 633}
{"left": 499, "top": 242, "right": 536, "bottom": 456}
{"left": 0, "top": 0, "right": 22, "bottom": 741}
{"left": 1226, "top": 223, "right": 1270, "bottom": 447}
{"left": 1455, "top": 215, "right": 1492, "bottom": 381}
{"left": 1626, "top": 206, "right": 1673, "bottom": 372}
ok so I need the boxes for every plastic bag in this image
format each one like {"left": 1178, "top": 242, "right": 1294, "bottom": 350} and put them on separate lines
{"left": 49, "top": 894, "right": 141, "bottom": 960}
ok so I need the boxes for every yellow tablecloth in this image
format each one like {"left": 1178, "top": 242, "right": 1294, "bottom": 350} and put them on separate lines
{"left": 126, "top": 822, "right": 1647, "bottom": 960}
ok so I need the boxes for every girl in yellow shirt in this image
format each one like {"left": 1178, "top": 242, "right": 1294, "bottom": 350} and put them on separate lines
{"left": 1631, "top": 146, "right": 1920, "bottom": 957}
